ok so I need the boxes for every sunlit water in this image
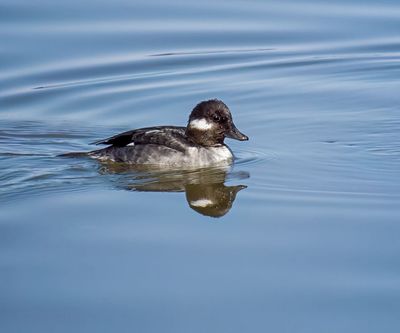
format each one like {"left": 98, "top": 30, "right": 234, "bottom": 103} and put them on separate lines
{"left": 1, "top": 0, "right": 400, "bottom": 332}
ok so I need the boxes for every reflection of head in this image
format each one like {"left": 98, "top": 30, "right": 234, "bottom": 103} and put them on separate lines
{"left": 98, "top": 162, "right": 248, "bottom": 218}
{"left": 186, "top": 183, "right": 246, "bottom": 218}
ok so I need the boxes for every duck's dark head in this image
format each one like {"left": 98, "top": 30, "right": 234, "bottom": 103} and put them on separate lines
{"left": 185, "top": 99, "right": 248, "bottom": 147}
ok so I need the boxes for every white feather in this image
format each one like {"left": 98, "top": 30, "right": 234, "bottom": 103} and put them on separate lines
{"left": 208, "top": 146, "right": 233, "bottom": 160}
{"left": 189, "top": 118, "right": 214, "bottom": 130}
{"left": 190, "top": 199, "right": 214, "bottom": 207}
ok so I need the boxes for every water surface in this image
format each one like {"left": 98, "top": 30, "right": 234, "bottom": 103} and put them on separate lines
{"left": 1, "top": 0, "right": 400, "bottom": 332}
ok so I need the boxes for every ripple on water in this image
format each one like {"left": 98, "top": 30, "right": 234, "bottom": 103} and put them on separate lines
{"left": 1, "top": 42, "right": 399, "bottom": 122}
{"left": 234, "top": 147, "right": 278, "bottom": 167}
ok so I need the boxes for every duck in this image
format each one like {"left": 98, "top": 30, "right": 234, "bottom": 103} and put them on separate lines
{"left": 64, "top": 99, "right": 248, "bottom": 167}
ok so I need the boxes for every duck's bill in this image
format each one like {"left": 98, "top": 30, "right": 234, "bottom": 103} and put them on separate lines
{"left": 226, "top": 124, "right": 249, "bottom": 141}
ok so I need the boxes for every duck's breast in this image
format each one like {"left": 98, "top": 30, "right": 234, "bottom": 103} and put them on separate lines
{"left": 185, "top": 145, "right": 233, "bottom": 167}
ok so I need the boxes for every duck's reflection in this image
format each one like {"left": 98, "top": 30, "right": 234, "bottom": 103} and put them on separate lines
{"left": 185, "top": 182, "right": 246, "bottom": 217}
{"left": 98, "top": 163, "right": 249, "bottom": 218}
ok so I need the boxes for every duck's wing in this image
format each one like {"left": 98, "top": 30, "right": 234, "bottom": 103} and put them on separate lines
{"left": 91, "top": 126, "right": 188, "bottom": 152}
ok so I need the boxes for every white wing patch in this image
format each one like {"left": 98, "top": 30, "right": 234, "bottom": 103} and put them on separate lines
{"left": 189, "top": 118, "right": 214, "bottom": 130}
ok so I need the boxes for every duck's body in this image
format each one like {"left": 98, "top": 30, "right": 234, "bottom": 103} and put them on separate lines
{"left": 66, "top": 99, "right": 248, "bottom": 167}
{"left": 90, "top": 126, "right": 234, "bottom": 167}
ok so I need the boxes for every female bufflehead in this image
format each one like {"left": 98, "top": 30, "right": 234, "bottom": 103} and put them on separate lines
{"left": 70, "top": 99, "right": 248, "bottom": 167}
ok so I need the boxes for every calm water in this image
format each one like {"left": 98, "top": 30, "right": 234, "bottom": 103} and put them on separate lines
{"left": 1, "top": 0, "right": 400, "bottom": 332}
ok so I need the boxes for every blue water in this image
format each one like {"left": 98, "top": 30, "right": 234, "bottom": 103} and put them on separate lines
{"left": 1, "top": 0, "right": 400, "bottom": 332}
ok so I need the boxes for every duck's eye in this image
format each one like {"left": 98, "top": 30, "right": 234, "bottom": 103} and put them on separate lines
{"left": 213, "top": 114, "right": 221, "bottom": 122}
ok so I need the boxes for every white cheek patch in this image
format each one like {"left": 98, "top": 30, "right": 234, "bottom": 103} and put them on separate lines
{"left": 189, "top": 118, "right": 214, "bottom": 130}
{"left": 190, "top": 199, "right": 214, "bottom": 207}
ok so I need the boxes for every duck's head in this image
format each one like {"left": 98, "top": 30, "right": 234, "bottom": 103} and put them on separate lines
{"left": 186, "top": 99, "right": 248, "bottom": 147}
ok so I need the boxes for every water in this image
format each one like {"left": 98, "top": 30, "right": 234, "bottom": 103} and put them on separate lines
{"left": 1, "top": 0, "right": 400, "bottom": 331}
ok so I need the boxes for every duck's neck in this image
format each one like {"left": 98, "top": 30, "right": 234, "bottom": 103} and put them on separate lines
{"left": 186, "top": 127, "right": 224, "bottom": 147}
